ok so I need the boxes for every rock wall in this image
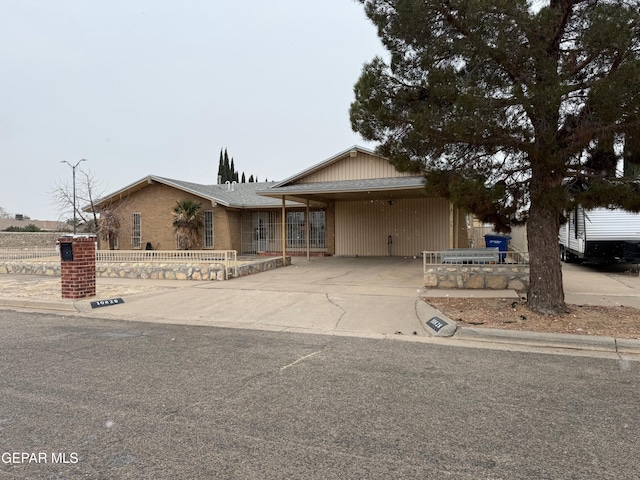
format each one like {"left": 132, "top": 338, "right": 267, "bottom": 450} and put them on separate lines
{"left": 0, "top": 261, "right": 227, "bottom": 281}
{"left": 236, "top": 256, "right": 290, "bottom": 276}
{"left": 0, "top": 256, "right": 291, "bottom": 281}
{"left": 424, "top": 264, "right": 530, "bottom": 292}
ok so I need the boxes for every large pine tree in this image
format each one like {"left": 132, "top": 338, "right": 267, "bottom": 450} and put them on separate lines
{"left": 350, "top": 0, "right": 640, "bottom": 315}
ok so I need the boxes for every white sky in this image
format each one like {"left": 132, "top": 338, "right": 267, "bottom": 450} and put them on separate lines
{"left": 0, "top": 0, "right": 385, "bottom": 220}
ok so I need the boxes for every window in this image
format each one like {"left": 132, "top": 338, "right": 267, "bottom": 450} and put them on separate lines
{"left": 286, "top": 210, "right": 326, "bottom": 249}
{"left": 309, "top": 210, "right": 326, "bottom": 248}
{"left": 132, "top": 213, "right": 141, "bottom": 249}
{"left": 204, "top": 211, "right": 214, "bottom": 248}
{"left": 287, "top": 212, "right": 306, "bottom": 248}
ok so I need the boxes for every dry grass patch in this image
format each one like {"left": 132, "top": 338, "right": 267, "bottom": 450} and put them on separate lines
{"left": 425, "top": 297, "right": 640, "bottom": 339}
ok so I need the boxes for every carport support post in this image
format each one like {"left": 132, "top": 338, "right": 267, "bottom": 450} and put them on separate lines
{"left": 306, "top": 200, "right": 310, "bottom": 261}
{"left": 282, "top": 196, "right": 287, "bottom": 262}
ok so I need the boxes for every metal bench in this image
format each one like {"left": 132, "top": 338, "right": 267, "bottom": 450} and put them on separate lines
{"left": 441, "top": 247, "right": 500, "bottom": 264}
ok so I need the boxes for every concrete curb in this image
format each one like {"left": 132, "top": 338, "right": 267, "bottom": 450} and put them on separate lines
{"left": 2, "top": 292, "right": 639, "bottom": 356}
{"left": 616, "top": 338, "right": 640, "bottom": 355}
{"left": 455, "top": 327, "right": 617, "bottom": 352}
{"left": 416, "top": 298, "right": 640, "bottom": 354}
{"left": 455, "top": 327, "right": 640, "bottom": 355}
{"left": 0, "top": 297, "right": 77, "bottom": 313}
{"left": 415, "top": 299, "right": 457, "bottom": 337}
{"left": 423, "top": 289, "right": 520, "bottom": 299}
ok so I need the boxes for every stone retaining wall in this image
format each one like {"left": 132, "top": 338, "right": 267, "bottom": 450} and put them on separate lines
{"left": 0, "top": 262, "right": 60, "bottom": 277}
{"left": 236, "top": 256, "right": 291, "bottom": 276}
{"left": 0, "top": 261, "right": 227, "bottom": 281}
{"left": 424, "top": 264, "right": 530, "bottom": 292}
{"left": 0, "top": 256, "right": 291, "bottom": 281}
{"left": 99, "top": 263, "right": 228, "bottom": 281}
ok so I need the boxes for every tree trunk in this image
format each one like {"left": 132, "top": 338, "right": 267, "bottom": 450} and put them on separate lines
{"left": 526, "top": 193, "right": 567, "bottom": 315}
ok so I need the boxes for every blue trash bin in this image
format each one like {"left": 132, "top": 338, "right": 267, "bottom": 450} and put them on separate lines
{"left": 484, "top": 234, "right": 511, "bottom": 262}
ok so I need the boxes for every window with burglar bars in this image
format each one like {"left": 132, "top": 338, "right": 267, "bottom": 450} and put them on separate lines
{"left": 287, "top": 210, "right": 326, "bottom": 249}
{"left": 204, "top": 211, "right": 214, "bottom": 248}
{"left": 240, "top": 209, "right": 326, "bottom": 254}
{"left": 132, "top": 213, "right": 141, "bottom": 249}
{"left": 309, "top": 210, "right": 326, "bottom": 248}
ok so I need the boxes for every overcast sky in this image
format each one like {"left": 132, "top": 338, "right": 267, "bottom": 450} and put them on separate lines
{"left": 0, "top": 0, "right": 385, "bottom": 221}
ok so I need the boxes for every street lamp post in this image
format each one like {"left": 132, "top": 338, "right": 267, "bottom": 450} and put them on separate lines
{"left": 60, "top": 159, "right": 87, "bottom": 234}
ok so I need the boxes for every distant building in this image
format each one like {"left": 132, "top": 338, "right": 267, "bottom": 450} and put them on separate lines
{"left": 0, "top": 217, "right": 68, "bottom": 232}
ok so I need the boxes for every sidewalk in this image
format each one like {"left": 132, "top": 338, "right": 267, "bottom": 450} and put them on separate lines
{"left": 1, "top": 257, "right": 639, "bottom": 357}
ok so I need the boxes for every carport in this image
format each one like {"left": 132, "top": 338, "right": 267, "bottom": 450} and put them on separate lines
{"left": 257, "top": 146, "right": 469, "bottom": 261}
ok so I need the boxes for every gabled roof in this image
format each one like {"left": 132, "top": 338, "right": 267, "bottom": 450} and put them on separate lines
{"left": 271, "top": 145, "right": 378, "bottom": 188}
{"left": 92, "top": 175, "right": 302, "bottom": 211}
{"left": 91, "top": 145, "right": 428, "bottom": 211}
{"left": 156, "top": 177, "right": 292, "bottom": 208}
{"left": 257, "top": 145, "right": 427, "bottom": 204}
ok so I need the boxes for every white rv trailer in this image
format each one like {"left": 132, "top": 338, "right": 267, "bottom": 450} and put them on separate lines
{"left": 559, "top": 207, "right": 640, "bottom": 263}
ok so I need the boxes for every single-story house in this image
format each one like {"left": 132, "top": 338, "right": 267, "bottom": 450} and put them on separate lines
{"left": 91, "top": 146, "right": 469, "bottom": 255}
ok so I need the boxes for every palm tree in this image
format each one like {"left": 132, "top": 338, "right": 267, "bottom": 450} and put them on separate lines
{"left": 172, "top": 200, "right": 203, "bottom": 250}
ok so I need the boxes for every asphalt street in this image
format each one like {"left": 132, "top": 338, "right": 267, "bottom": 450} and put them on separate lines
{"left": 1, "top": 311, "right": 638, "bottom": 479}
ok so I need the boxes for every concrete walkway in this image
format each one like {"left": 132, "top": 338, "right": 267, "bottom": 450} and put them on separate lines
{"left": 1, "top": 256, "right": 639, "bottom": 357}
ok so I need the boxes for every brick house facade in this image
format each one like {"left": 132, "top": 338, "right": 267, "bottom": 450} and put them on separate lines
{"left": 92, "top": 146, "right": 468, "bottom": 255}
{"left": 92, "top": 178, "right": 304, "bottom": 253}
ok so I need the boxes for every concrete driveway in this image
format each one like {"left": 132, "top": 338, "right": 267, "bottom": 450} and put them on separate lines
{"left": 231, "top": 255, "right": 426, "bottom": 294}
{"left": 2, "top": 255, "right": 640, "bottom": 344}
{"left": 562, "top": 262, "right": 640, "bottom": 308}
{"left": 84, "top": 256, "right": 430, "bottom": 338}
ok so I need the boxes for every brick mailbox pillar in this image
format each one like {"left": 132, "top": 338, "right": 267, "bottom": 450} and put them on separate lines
{"left": 59, "top": 235, "right": 97, "bottom": 299}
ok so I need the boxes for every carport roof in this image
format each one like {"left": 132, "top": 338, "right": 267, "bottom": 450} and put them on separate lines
{"left": 257, "top": 176, "right": 427, "bottom": 204}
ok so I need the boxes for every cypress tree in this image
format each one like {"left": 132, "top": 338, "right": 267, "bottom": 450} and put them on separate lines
{"left": 217, "top": 148, "right": 253, "bottom": 183}
{"left": 217, "top": 150, "right": 224, "bottom": 183}
{"left": 223, "top": 149, "right": 230, "bottom": 182}
{"left": 230, "top": 158, "right": 238, "bottom": 182}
